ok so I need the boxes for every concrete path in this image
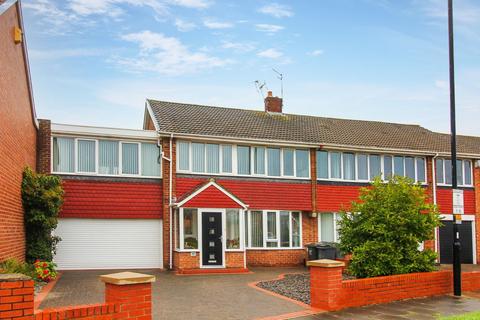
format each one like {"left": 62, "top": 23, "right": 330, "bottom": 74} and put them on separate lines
{"left": 39, "top": 267, "right": 311, "bottom": 320}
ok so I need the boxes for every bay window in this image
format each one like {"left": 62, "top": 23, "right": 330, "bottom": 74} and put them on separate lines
{"left": 248, "top": 210, "right": 302, "bottom": 249}
{"left": 436, "top": 158, "right": 473, "bottom": 186}
{"left": 53, "top": 136, "right": 160, "bottom": 177}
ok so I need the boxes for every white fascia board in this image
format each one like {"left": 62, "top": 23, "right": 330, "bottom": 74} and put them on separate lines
{"left": 51, "top": 123, "right": 158, "bottom": 140}
{"left": 144, "top": 100, "right": 160, "bottom": 131}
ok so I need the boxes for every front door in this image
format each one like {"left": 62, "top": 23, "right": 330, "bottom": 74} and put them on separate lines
{"left": 202, "top": 212, "right": 223, "bottom": 267}
{"left": 439, "top": 220, "right": 473, "bottom": 264}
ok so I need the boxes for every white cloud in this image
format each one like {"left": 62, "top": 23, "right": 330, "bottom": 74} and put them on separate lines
{"left": 29, "top": 48, "right": 104, "bottom": 60}
{"left": 257, "top": 48, "right": 283, "bottom": 59}
{"left": 168, "top": 0, "right": 211, "bottom": 9}
{"left": 203, "top": 18, "right": 234, "bottom": 29}
{"left": 174, "top": 18, "right": 196, "bottom": 31}
{"left": 221, "top": 41, "right": 255, "bottom": 52}
{"left": 255, "top": 23, "right": 284, "bottom": 34}
{"left": 435, "top": 80, "right": 448, "bottom": 89}
{"left": 258, "top": 3, "right": 293, "bottom": 18}
{"left": 308, "top": 49, "right": 324, "bottom": 56}
{"left": 22, "top": 0, "right": 80, "bottom": 34}
{"left": 118, "top": 30, "right": 232, "bottom": 75}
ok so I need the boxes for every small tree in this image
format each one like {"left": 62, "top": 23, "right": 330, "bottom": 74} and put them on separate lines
{"left": 338, "top": 176, "right": 441, "bottom": 278}
{"left": 21, "top": 167, "right": 64, "bottom": 262}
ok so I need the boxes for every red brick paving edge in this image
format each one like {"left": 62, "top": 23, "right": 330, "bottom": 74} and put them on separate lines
{"left": 34, "top": 272, "right": 62, "bottom": 310}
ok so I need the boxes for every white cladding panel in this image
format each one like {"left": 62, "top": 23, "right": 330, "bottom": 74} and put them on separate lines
{"left": 54, "top": 219, "right": 163, "bottom": 270}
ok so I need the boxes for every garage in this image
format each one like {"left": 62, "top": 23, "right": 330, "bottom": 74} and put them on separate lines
{"left": 439, "top": 217, "right": 476, "bottom": 264}
{"left": 54, "top": 219, "right": 163, "bottom": 270}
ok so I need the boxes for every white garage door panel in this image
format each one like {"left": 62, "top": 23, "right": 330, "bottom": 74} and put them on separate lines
{"left": 54, "top": 219, "right": 163, "bottom": 270}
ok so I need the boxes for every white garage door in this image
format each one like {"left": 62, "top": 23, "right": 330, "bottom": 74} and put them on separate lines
{"left": 54, "top": 219, "right": 163, "bottom": 270}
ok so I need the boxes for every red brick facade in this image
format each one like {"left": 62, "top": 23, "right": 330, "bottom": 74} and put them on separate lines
{"left": 0, "top": 3, "right": 37, "bottom": 262}
{"left": 36, "top": 119, "right": 50, "bottom": 174}
{"left": 162, "top": 138, "right": 176, "bottom": 268}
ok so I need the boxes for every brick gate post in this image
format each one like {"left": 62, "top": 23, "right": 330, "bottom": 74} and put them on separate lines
{"left": 0, "top": 274, "right": 34, "bottom": 319}
{"left": 307, "top": 259, "right": 345, "bottom": 311}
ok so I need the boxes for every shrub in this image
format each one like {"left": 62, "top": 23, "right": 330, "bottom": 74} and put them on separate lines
{"left": 338, "top": 176, "right": 441, "bottom": 278}
{"left": 0, "top": 258, "right": 35, "bottom": 279}
{"left": 21, "top": 167, "right": 64, "bottom": 262}
{"left": 34, "top": 260, "right": 57, "bottom": 283}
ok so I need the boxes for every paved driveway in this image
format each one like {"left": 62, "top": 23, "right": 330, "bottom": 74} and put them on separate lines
{"left": 39, "top": 267, "right": 311, "bottom": 320}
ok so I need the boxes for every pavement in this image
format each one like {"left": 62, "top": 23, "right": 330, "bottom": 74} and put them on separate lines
{"left": 39, "top": 267, "right": 480, "bottom": 320}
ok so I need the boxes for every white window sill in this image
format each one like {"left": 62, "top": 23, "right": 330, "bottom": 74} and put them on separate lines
{"left": 177, "top": 170, "right": 311, "bottom": 180}
{"left": 53, "top": 171, "right": 161, "bottom": 179}
{"left": 245, "top": 247, "right": 304, "bottom": 251}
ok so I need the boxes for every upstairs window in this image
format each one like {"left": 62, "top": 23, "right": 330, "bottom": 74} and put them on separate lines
{"left": 295, "top": 149, "right": 310, "bottom": 178}
{"left": 99, "top": 140, "right": 119, "bottom": 175}
{"left": 237, "top": 146, "right": 251, "bottom": 175}
{"left": 436, "top": 158, "right": 473, "bottom": 186}
{"left": 254, "top": 146, "right": 265, "bottom": 175}
{"left": 53, "top": 137, "right": 74, "bottom": 173}
{"left": 77, "top": 140, "right": 95, "bottom": 173}
{"left": 122, "top": 143, "right": 139, "bottom": 175}
{"left": 267, "top": 148, "right": 281, "bottom": 176}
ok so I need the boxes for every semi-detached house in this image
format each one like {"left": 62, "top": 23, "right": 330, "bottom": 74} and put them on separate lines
{"left": 37, "top": 92, "right": 480, "bottom": 272}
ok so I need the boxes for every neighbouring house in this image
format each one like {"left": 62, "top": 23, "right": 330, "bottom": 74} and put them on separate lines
{"left": 34, "top": 91, "right": 480, "bottom": 272}
{"left": 0, "top": 0, "right": 38, "bottom": 262}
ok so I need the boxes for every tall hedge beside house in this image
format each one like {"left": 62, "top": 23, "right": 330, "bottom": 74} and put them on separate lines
{"left": 338, "top": 176, "right": 441, "bottom": 278}
{"left": 21, "top": 167, "right": 64, "bottom": 262}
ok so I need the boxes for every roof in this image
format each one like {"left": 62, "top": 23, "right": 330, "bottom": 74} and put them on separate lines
{"left": 146, "top": 99, "right": 480, "bottom": 156}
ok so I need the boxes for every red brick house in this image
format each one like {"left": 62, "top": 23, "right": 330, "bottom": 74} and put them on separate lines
{"left": 35, "top": 92, "right": 480, "bottom": 272}
{"left": 0, "top": 0, "right": 38, "bottom": 262}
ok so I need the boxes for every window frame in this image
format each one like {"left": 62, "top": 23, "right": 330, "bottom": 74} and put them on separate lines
{"left": 51, "top": 135, "right": 161, "bottom": 178}
{"left": 436, "top": 158, "right": 473, "bottom": 187}
{"left": 318, "top": 212, "right": 340, "bottom": 243}
{"left": 245, "top": 210, "right": 303, "bottom": 250}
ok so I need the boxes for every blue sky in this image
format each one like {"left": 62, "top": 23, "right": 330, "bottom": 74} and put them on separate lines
{"left": 22, "top": 0, "right": 480, "bottom": 135}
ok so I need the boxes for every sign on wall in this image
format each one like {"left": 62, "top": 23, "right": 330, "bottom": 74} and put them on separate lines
{"left": 452, "top": 189, "right": 464, "bottom": 215}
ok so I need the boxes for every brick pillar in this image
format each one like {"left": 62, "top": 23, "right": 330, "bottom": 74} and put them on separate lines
{"left": 0, "top": 274, "right": 34, "bottom": 319}
{"left": 101, "top": 272, "right": 155, "bottom": 320}
{"left": 424, "top": 156, "right": 435, "bottom": 252}
{"left": 36, "top": 119, "right": 51, "bottom": 174}
{"left": 307, "top": 259, "right": 344, "bottom": 311}
{"left": 474, "top": 163, "right": 480, "bottom": 264}
{"left": 162, "top": 137, "right": 176, "bottom": 269}
{"left": 309, "top": 149, "right": 318, "bottom": 243}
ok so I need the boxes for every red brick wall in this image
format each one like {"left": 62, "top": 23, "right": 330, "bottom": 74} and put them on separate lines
{"left": 475, "top": 165, "right": 480, "bottom": 263}
{"left": 436, "top": 188, "right": 475, "bottom": 215}
{"left": 36, "top": 119, "right": 50, "bottom": 174}
{"left": 173, "top": 251, "right": 200, "bottom": 270}
{"left": 0, "top": 3, "right": 37, "bottom": 262}
{"left": 162, "top": 138, "right": 176, "bottom": 268}
{"left": 226, "top": 252, "right": 244, "bottom": 268}
{"left": 246, "top": 249, "right": 305, "bottom": 266}
{"left": 0, "top": 276, "right": 34, "bottom": 319}
{"left": 60, "top": 179, "right": 162, "bottom": 219}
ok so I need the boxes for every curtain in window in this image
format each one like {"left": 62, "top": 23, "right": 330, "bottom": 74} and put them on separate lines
{"left": 343, "top": 153, "right": 355, "bottom": 180}
{"left": 53, "top": 137, "right": 75, "bottom": 172}
{"left": 122, "top": 143, "right": 139, "bottom": 174}
{"left": 237, "top": 146, "right": 250, "bottom": 175}
{"left": 394, "top": 156, "right": 404, "bottom": 176}
{"left": 369, "top": 155, "right": 381, "bottom": 180}
{"left": 191, "top": 143, "right": 205, "bottom": 173}
{"left": 436, "top": 159, "right": 444, "bottom": 184}
{"left": 77, "top": 140, "right": 95, "bottom": 173}
{"left": 464, "top": 161, "right": 472, "bottom": 185}
{"left": 183, "top": 209, "right": 198, "bottom": 249}
{"left": 226, "top": 209, "right": 240, "bottom": 249}
{"left": 254, "top": 147, "right": 265, "bottom": 175}
{"left": 291, "top": 212, "right": 301, "bottom": 247}
{"left": 283, "top": 149, "right": 294, "bottom": 176}
{"left": 295, "top": 149, "right": 309, "bottom": 177}
{"left": 456, "top": 160, "right": 463, "bottom": 185}
{"left": 99, "top": 140, "right": 119, "bottom": 174}
{"left": 222, "top": 145, "right": 232, "bottom": 173}
{"left": 317, "top": 151, "right": 328, "bottom": 179}
{"left": 250, "top": 211, "right": 263, "bottom": 247}
{"left": 175, "top": 210, "right": 180, "bottom": 249}
{"left": 267, "top": 148, "right": 281, "bottom": 176}
{"left": 320, "top": 213, "right": 334, "bottom": 242}
{"left": 206, "top": 144, "right": 219, "bottom": 173}
{"left": 330, "top": 152, "right": 341, "bottom": 179}
{"left": 445, "top": 159, "right": 452, "bottom": 184}
{"left": 142, "top": 143, "right": 161, "bottom": 176}
{"left": 266, "top": 211, "right": 277, "bottom": 247}
{"left": 244, "top": 211, "right": 249, "bottom": 247}
{"left": 280, "top": 211, "right": 290, "bottom": 247}
{"left": 356, "top": 154, "right": 368, "bottom": 180}
{"left": 177, "top": 141, "right": 190, "bottom": 171}
{"left": 383, "top": 155, "right": 392, "bottom": 180}
{"left": 416, "top": 158, "right": 425, "bottom": 182}
{"left": 405, "top": 157, "right": 415, "bottom": 180}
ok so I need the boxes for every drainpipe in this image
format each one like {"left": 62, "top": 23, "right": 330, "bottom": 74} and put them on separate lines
{"left": 160, "top": 133, "right": 174, "bottom": 270}
{"left": 432, "top": 154, "right": 439, "bottom": 256}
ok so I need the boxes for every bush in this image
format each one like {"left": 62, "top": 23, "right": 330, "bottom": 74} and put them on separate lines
{"left": 33, "top": 260, "right": 57, "bottom": 283}
{"left": 0, "top": 258, "right": 35, "bottom": 279}
{"left": 338, "top": 176, "right": 441, "bottom": 278}
{"left": 21, "top": 167, "right": 64, "bottom": 262}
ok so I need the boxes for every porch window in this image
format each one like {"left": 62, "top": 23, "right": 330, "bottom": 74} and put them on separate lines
{"left": 77, "top": 139, "right": 95, "bottom": 173}
{"left": 250, "top": 211, "right": 263, "bottom": 248}
{"left": 319, "top": 213, "right": 340, "bottom": 243}
{"left": 183, "top": 209, "right": 198, "bottom": 249}
{"left": 53, "top": 137, "right": 75, "bottom": 173}
{"left": 175, "top": 209, "right": 180, "bottom": 249}
{"left": 266, "top": 211, "right": 278, "bottom": 247}
{"left": 226, "top": 209, "right": 240, "bottom": 249}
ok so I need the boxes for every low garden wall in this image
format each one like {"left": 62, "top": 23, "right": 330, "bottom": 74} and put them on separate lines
{"left": 0, "top": 271, "right": 155, "bottom": 320}
{"left": 308, "top": 259, "right": 480, "bottom": 311}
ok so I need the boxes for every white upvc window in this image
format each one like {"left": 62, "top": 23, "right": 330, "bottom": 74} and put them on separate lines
{"left": 246, "top": 210, "right": 302, "bottom": 249}
{"left": 318, "top": 212, "right": 341, "bottom": 243}
{"left": 52, "top": 136, "right": 161, "bottom": 178}
{"left": 176, "top": 140, "right": 311, "bottom": 179}
{"left": 435, "top": 158, "right": 473, "bottom": 187}
{"left": 316, "top": 150, "right": 427, "bottom": 184}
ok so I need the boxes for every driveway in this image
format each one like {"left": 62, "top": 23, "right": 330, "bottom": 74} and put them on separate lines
{"left": 39, "top": 267, "right": 312, "bottom": 320}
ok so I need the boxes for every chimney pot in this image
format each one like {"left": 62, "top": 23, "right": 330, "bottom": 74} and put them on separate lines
{"left": 264, "top": 91, "right": 283, "bottom": 113}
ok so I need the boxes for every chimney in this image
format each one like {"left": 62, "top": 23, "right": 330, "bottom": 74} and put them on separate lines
{"left": 264, "top": 91, "right": 283, "bottom": 113}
